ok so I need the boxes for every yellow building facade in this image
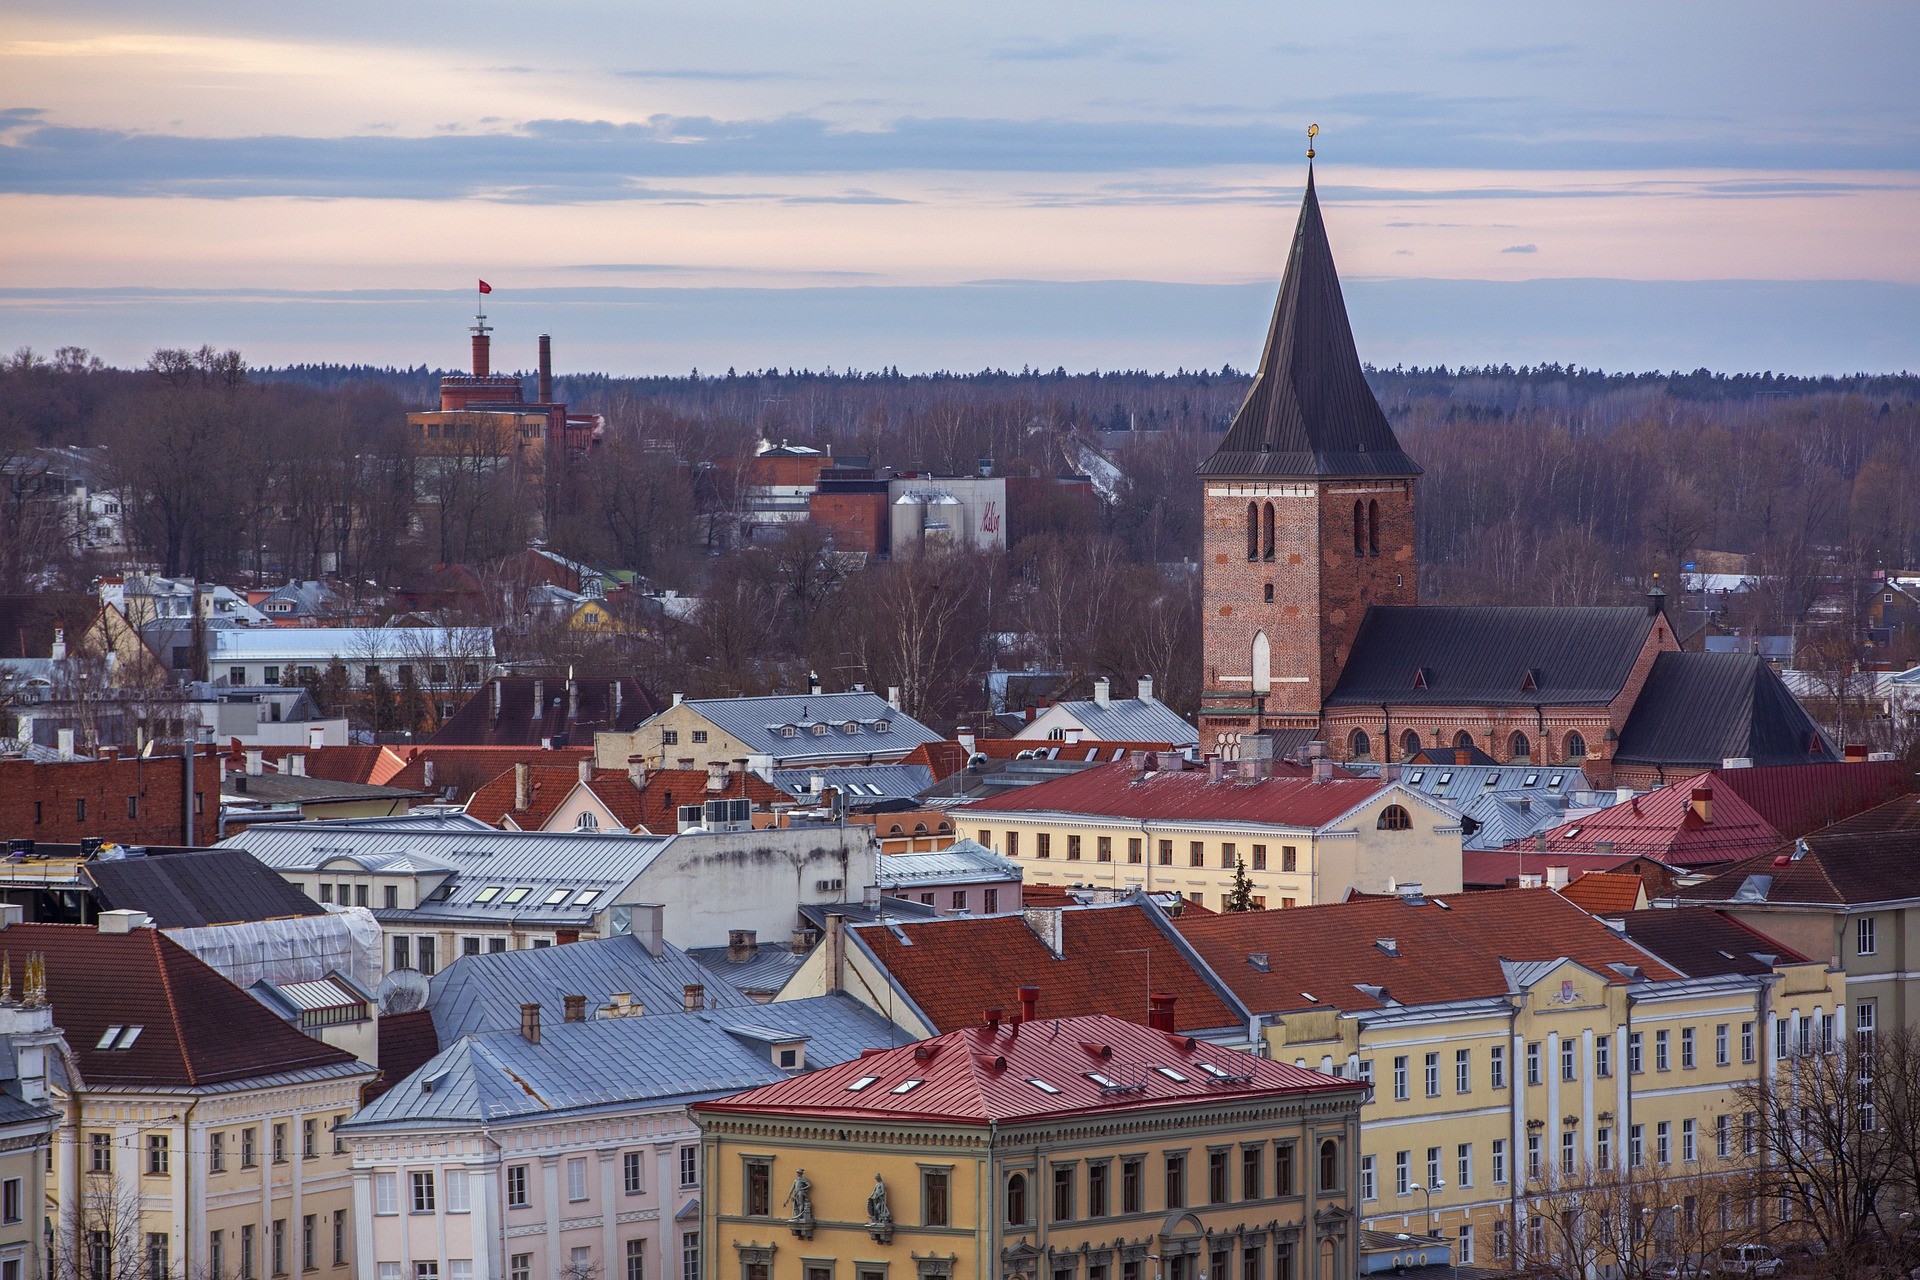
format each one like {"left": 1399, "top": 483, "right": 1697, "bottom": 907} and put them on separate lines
{"left": 694, "top": 1013, "right": 1367, "bottom": 1280}
{"left": 965, "top": 764, "right": 1463, "bottom": 912}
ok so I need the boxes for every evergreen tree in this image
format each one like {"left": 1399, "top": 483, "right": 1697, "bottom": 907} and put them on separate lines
{"left": 1224, "top": 857, "right": 1258, "bottom": 912}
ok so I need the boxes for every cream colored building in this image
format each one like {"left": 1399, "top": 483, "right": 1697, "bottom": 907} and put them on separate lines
{"left": 1181, "top": 892, "right": 1846, "bottom": 1269}
{"left": 1, "top": 912, "right": 376, "bottom": 1280}
{"left": 595, "top": 690, "right": 943, "bottom": 773}
{"left": 961, "top": 756, "right": 1462, "bottom": 911}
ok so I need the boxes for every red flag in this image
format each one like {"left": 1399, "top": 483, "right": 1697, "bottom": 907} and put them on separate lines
{"left": 477, "top": 280, "right": 492, "bottom": 294}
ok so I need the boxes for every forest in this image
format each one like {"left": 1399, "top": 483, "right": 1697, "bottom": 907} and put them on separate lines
{"left": 2, "top": 343, "right": 1917, "bottom": 727}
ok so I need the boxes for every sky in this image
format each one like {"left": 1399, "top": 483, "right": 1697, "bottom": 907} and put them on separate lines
{"left": 1, "top": 2, "right": 1917, "bottom": 375}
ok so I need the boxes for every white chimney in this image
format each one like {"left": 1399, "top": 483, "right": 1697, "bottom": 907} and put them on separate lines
{"left": 1546, "top": 866, "right": 1571, "bottom": 891}
{"left": 245, "top": 749, "right": 264, "bottom": 776}
{"left": 956, "top": 728, "right": 976, "bottom": 757}
{"left": 307, "top": 725, "right": 325, "bottom": 750}
{"left": 707, "top": 761, "right": 727, "bottom": 792}
{"left": 1065, "top": 728, "right": 1083, "bottom": 745}
{"left": 1138, "top": 675, "right": 1153, "bottom": 701}
{"left": 56, "top": 728, "right": 74, "bottom": 760}
{"left": 627, "top": 755, "right": 647, "bottom": 789}
{"left": 578, "top": 758, "right": 593, "bottom": 784}
{"left": 98, "top": 909, "right": 152, "bottom": 934}
{"left": 1615, "top": 786, "right": 1633, "bottom": 805}
{"left": 1092, "top": 678, "right": 1111, "bottom": 707}
{"left": 672, "top": 691, "right": 684, "bottom": 707}
{"left": 423, "top": 759, "right": 436, "bottom": 790}
{"left": 514, "top": 762, "right": 531, "bottom": 812}
{"left": 50, "top": 628, "right": 66, "bottom": 661}
{"left": 886, "top": 685, "right": 901, "bottom": 709}
{"left": 288, "top": 752, "right": 307, "bottom": 777}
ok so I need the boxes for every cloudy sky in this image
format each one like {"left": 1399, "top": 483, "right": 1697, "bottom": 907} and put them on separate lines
{"left": 2, "top": 1, "right": 1916, "bottom": 373}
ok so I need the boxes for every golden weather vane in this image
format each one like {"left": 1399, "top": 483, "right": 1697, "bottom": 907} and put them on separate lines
{"left": 1307, "top": 123, "right": 1318, "bottom": 161}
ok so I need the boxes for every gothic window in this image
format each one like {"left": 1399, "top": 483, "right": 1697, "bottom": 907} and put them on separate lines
{"left": 1377, "top": 805, "right": 1412, "bottom": 832}
{"left": 1400, "top": 730, "right": 1421, "bottom": 760}
{"left": 1262, "top": 503, "right": 1276, "bottom": 561}
{"left": 1509, "top": 732, "right": 1531, "bottom": 762}
{"left": 1251, "top": 631, "right": 1272, "bottom": 695}
{"left": 1350, "top": 729, "right": 1372, "bottom": 760}
{"left": 1564, "top": 731, "right": 1587, "bottom": 760}
{"left": 1453, "top": 731, "right": 1474, "bottom": 750}
{"left": 1352, "top": 501, "right": 1365, "bottom": 556}
{"left": 1247, "top": 504, "right": 1259, "bottom": 561}
{"left": 1367, "top": 500, "right": 1380, "bottom": 557}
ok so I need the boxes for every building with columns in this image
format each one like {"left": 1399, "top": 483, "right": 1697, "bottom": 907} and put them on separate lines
{"left": 0, "top": 909, "right": 374, "bottom": 1280}
{"left": 339, "top": 993, "right": 904, "bottom": 1280}
{"left": 1177, "top": 888, "right": 1845, "bottom": 1270}
{"left": 1195, "top": 166, "right": 1832, "bottom": 786}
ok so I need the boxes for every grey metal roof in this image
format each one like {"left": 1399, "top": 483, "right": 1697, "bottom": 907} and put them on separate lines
{"left": 219, "top": 821, "right": 673, "bottom": 927}
{"left": 1325, "top": 606, "right": 1658, "bottom": 707}
{"left": 1198, "top": 171, "right": 1422, "bottom": 481}
{"left": 877, "top": 840, "right": 1021, "bottom": 887}
{"left": 1358, "top": 763, "right": 1591, "bottom": 852}
{"left": 1027, "top": 696, "right": 1198, "bottom": 746}
{"left": 682, "top": 941, "right": 809, "bottom": 999}
{"left": 1613, "top": 652, "right": 1834, "bottom": 769}
{"left": 427, "top": 935, "right": 750, "bottom": 1042}
{"left": 223, "top": 774, "right": 423, "bottom": 805}
{"left": 680, "top": 691, "right": 943, "bottom": 762}
{"left": 771, "top": 763, "right": 935, "bottom": 806}
{"left": 344, "top": 993, "right": 908, "bottom": 1129}
{"left": 84, "top": 848, "right": 325, "bottom": 928}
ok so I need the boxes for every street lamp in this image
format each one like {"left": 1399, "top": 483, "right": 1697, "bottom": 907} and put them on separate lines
{"left": 1410, "top": 1179, "right": 1445, "bottom": 1238}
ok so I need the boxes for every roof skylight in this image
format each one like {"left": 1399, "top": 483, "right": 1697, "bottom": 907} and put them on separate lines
{"left": 474, "top": 886, "right": 502, "bottom": 903}
{"left": 502, "top": 887, "right": 531, "bottom": 904}
{"left": 572, "top": 889, "right": 599, "bottom": 906}
{"left": 96, "top": 1026, "right": 123, "bottom": 1050}
{"left": 890, "top": 1078, "right": 925, "bottom": 1094}
{"left": 1086, "top": 1071, "right": 1121, "bottom": 1088}
{"left": 1027, "top": 1077, "right": 1062, "bottom": 1094}
{"left": 1152, "top": 1066, "right": 1189, "bottom": 1082}
{"left": 544, "top": 888, "right": 570, "bottom": 906}
{"left": 846, "top": 1076, "right": 879, "bottom": 1092}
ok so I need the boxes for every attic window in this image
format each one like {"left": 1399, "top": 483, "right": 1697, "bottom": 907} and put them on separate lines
{"left": 846, "top": 1076, "right": 880, "bottom": 1092}
{"left": 1520, "top": 669, "right": 1539, "bottom": 691}
{"left": 889, "top": 1079, "right": 925, "bottom": 1094}
{"left": 1437, "top": 772, "right": 1452, "bottom": 785}
{"left": 780, "top": 726, "right": 797, "bottom": 739}
{"left": 1548, "top": 774, "right": 1563, "bottom": 787}
{"left": 1086, "top": 1071, "right": 1121, "bottom": 1088}
{"left": 96, "top": 1026, "right": 124, "bottom": 1050}
{"left": 841, "top": 722, "right": 861, "bottom": 735}
{"left": 1027, "top": 1078, "right": 1062, "bottom": 1094}
{"left": 474, "top": 886, "right": 503, "bottom": 903}
{"left": 1408, "top": 771, "right": 1424, "bottom": 784}
{"left": 1152, "top": 1066, "right": 1189, "bottom": 1082}
{"left": 502, "top": 887, "right": 531, "bottom": 904}
{"left": 544, "top": 889, "right": 570, "bottom": 906}
{"left": 874, "top": 720, "right": 891, "bottom": 733}
{"left": 1523, "top": 774, "right": 1539, "bottom": 786}
{"left": 95, "top": 1025, "right": 143, "bottom": 1051}
{"left": 811, "top": 724, "right": 830, "bottom": 737}
{"left": 572, "top": 889, "right": 600, "bottom": 906}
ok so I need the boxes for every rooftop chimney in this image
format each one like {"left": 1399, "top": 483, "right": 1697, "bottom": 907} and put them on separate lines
{"left": 245, "top": 748, "right": 264, "bottom": 776}
{"left": 1138, "top": 674, "right": 1154, "bottom": 701}
{"left": 50, "top": 627, "right": 65, "bottom": 661}
{"left": 563, "top": 994, "right": 586, "bottom": 1023}
{"left": 532, "top": 679, "right": 544, "bottom": 714}
{"left": 1016, "top": 985, "right": 1038, "bottom": 1023}
{"left": 1690, "top": 786, "right": 1713, "bottom": 824}
{"left": 520, "top": 1002, "right": 540, "bottom": 1042}
{"left": 56, "top": 729, "right": 74, "bottom": 760}
{"left": 633, "top": 903, "right": 664, "bottom": 958}
{"left": 1147, "top": 992, "right": 1177, "bottom": 1032}
{"left": 807, "top": 671, "right": 822, "bottom": 697}
{"left": 728, "top": 929, "right": 757, "bottom": 962}
{"left": 886, "top": 685, "right": 901, "bottom": 709}
{"left": 578, "top": 758, "right": 594, "bottom": 784}
{"left": 1093, "top": 677, "right": 1111, "bottom": 707}
{"left": 683, "top": 983, "right": 705, "bottom": 1012}
{"left": 1453, "top": 747, "right": 1472, "bottom": 766}
{"left": 308, "top": 725, "right": 325, "bottom": 751}
{"left": 491, "top": 680, "right": 502, "bottom": 720}
{"left": 1311, "top": 757, "right": 1335, "bottom": 784}
{"left": 98, "top": 909, "right": 152, "bottom": 934}
{"left": 514, "top": 762, "right": 532, "bottom": 813}
{"left": 707, "top": 761, "right": 727, "bottom": 792}
{"left": 1545, "top": 866, "right": 1570, "bottom": 890}
{"left": 288, "top": 752, "right": 307, "bottom": 777}
{"left": 627, "top": 755, "right": 647, "bottom": 790}
{"left": 1065, "top": 727, "right": 1083, "bottom": 746}
{"left": 538, "top": 333, "right": 553, "bottom": 403}
{"left": 423, "top": 758, "right": 436, "bottom": 791}
{"left": 1207, "top": 757, "right": 1227, "bottom": 783}
{"left": 956, "top": 728, "right": 976, "bottom": 758}
{"left": 611, "top": 681, "right": 622, "bottom": 720}
{"left": 568, "top": 679, "right": 579, "bottom": 721}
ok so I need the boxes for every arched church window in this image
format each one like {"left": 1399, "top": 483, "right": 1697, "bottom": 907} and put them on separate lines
{"left": 1251, "top": 631, "right": 1272, "bottom": 695}
{"left": 1368, "top": 499, "right": 1380, "bottom": 557}
{"left": 1262, "top": 502, "right": 1276, "bottom": 560}
{"left": 1246, "top": 503, "right": 1259, "bottom": 561}
{"left": 1350, "top": 729, "right": 1372, "bottom": 760}
{"left": 1400, "top": 729, "right": 1421, "bottom": 760}
{"left": 1352, "top": 500, "right": 1365, "bottom": 556}
{"left": 1509, "top": 731, "right": 1531, "bottom": 762}
{"left": 1564, "top": 731, "right": 1587, "bottom": 760}
{"left": 1453, "top": 730, "right": 1474, "bottom": 750}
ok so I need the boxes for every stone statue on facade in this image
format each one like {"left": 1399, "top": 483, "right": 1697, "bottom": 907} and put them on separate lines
{"left": 785, "top": 1168, "right": 815, "bottom": 1238}
{"left": 866, "top": 1174, "right": 893, "bottom": 1242}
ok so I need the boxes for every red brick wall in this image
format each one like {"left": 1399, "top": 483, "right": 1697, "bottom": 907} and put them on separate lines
{"left": 0, "top": 752, "right": 213, "bottom": 845}
{"left": 809, "top": 492, "right": 889, "bottom": 555}
{"left": 1198, "top": 476, "right": 1416, "bottom": 749}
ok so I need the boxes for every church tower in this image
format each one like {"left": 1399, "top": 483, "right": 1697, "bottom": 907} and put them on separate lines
{"left": 1197, "top": 166, "right": 1421, "bottom": 754}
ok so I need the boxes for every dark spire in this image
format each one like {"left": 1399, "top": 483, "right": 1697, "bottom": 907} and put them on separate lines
{"left": 1199, "top": 169, "right": 1421, "bottom": 479}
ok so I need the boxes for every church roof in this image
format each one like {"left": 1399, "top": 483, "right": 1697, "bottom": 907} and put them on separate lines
{"left": 1325, "top": 606, "right": 1658, "bottom": 707}
{"left": 1199, "top": 170, "right": 1421, "bottom": 480}
{"left": 1612, "top": 652, "right": 1834, "bottom": 770}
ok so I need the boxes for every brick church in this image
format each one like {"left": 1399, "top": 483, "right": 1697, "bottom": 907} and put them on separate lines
{"left": 1197, "top": 168, "right": 1834, "bottom": 788}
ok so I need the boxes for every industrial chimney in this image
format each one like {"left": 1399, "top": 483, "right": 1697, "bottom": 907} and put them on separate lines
{"left": 538, "top": 334, "right": 553, "bottom": 403}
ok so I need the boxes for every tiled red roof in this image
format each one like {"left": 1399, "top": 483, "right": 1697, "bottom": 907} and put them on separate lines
{"left": 694, "top": 1013, "right": 1353, "bottom": 1123}
{"left": 0, "top": 923, "right": 359, "bottom": 1088}
{"left": 369, "top": 1009, "right": 440, "bottom": 1100}
{"left": 1557, "top": 872, "right": 1646, "bottom": 915}
{"left": 388, "top": 746, "right": 592, "bottom": 802}
{"left": 1519, "top": 773, "right": 1782, "bottom": 866}
{"left": 966, "top": 760, "right": 1386, "bottom": 827}
{"left": 1708, "top": 762, "right": 1913, "bottom": 839}
{"left": 466, "top": 765, "right": 795, "bottom": 833}
{"left": 1178, "top": 888, "right": 1679, "bottom": 1014}
{"left": 848, "top": 902, "right": 1243, "bottom": 1034}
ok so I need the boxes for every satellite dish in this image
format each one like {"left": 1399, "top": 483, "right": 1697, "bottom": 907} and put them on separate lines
{"left": 378, "top": 968, "right": 430, "bottom": 1015}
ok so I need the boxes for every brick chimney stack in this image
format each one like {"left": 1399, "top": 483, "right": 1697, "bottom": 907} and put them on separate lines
{"left": 472, "top": 331, "right": 490, "bottom": 377}
{"left": 538, "top": 333, "right": 553, "bottom": 403}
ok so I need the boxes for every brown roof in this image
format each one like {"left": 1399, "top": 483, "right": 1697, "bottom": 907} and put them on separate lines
{"left": 426, "top": 675, "right": 663, "bottom": 747}
{"left": 847, "top": 901, "right": 1245, "bottom": 1034}
{"left": 1613, "top": 907, "right": 1809, "bottom": 978}
{"left": 0, "top": 923, "right": 358, "bottom": 1088}
{"left": 0, "top": 594, "right": 103, "bottom": 659}
{"left": 1178, "top": 888, "right": 1679, "bottom": 1014}
{"left": 695, "top": 1013, "right": 1354, "bottom": 1125}
{"left": 387, "top": 746, "right": 591, "bottom": 802}
{"left": 1557, "top": 872, "right": 1646, "bottom": 915}
{"left": 901, "top": 738, "right": 1188, "bottom": 782}
{"left": 1707, "top": 762, "right": 1913, "bottom": 839}
{"left": 1677, "top": 826, "right": 1920, "bottom": 907}
{"left": 464, "top": 764, "right": 586, "bottom": 829}
{"left": 369, "top": 1009, "right": 439, "bottom": 1100}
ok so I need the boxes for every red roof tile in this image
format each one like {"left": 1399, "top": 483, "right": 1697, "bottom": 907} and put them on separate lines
{"left": 1557, "top": 872, "right": 1646, "bottom": 915}
{"left": 388, "top": 747, "right": 592, "bottom": 802}
{"left": 246, "top": 745, "right": 408, "bottom": 787}
{"left": 847, "top": 902, "right": 1243, "bottom": 1034}
{"left": 694, "top": 1013, "right": 1354, "bottom": 1124}
{"left": 0, "top": 923, "right": 359, "bottom": 1088}
{"left": 465, "top": 765, "right": 587, "bottom": 829}
{"left": 1460, "top": 849, "right": 1668, "bottom": 888}
{"left": 966, "top": 760, "right": 1386, "bottom": 827}
{"left": 466, "top": 765, "right": 795, "bottom": 833}
{"left": 1519, "top": 773, "right": 1782, "bottom": 866}
{"left": 1178, "top": 888, "right": 1679, "bottom": 1014}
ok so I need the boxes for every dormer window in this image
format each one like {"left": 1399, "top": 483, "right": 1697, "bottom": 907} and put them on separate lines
{"left": 780, "top": 725, "right": 797, "bottom": 738}
{"left": 841, "top": 721, "right": 860, "bottom": 735}
{"left": 873, "top": 719, "right": 891, "bottom": 733}
{"left": 811, "top": 723, "right": 830, "bottom": 737}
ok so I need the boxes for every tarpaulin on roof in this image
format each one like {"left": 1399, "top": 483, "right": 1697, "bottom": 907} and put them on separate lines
{"left": 165, "top": 905, "right": 383, "bottom": 993}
